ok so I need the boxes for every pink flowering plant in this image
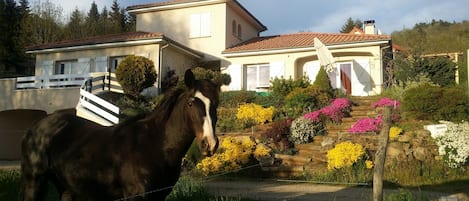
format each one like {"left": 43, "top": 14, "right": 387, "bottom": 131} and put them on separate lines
{"left": 371, "top": 97, "right": 400, "bottom": 109}
{"left": 348, "top": 116, "right": 383, "bottom": 133}
{"left": 349, "top": 97, "right": 401, "bottom": 134}
{"left": 304, "top": 98, "right": 352, "bottom": 123}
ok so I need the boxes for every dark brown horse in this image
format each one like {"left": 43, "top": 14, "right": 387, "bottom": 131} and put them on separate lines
{"left": 19, "top": 69, "right": 220, "bottom": 201}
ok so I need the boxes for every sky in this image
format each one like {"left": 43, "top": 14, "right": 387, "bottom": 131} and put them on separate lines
{"left": 45, "top": 0, "right": 469, "bottom": 36}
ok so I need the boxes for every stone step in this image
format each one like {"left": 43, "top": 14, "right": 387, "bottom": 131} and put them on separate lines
{"left": 274, "top": 154, "right": 311, "bottom": 166}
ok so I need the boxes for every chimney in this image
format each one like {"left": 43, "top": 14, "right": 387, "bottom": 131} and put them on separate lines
{"left": 364, "top": 20, "right": 375, "bottom": 34}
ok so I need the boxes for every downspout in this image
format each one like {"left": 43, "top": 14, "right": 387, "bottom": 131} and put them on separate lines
{"left": 158, "top": 42, "right": 170, "bottom": 94}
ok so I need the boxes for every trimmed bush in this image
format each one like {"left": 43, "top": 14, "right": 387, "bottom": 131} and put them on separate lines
{"left": 313, "top": 66, "right": 334, "bottom": 94}
{"left": 402, "top": 84, "right": 469, "bottom": 121}
{"left": 115, "top": 55, "right": 157, "bottom": 98}
{"left": 178, "top": 67, "right": 230, "bottom": 88}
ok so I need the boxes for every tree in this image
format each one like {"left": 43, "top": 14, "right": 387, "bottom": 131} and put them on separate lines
{"left": 64, "top": 8, "right": 85, "bottom": 40}
{"left": 109, "top": 0, "right": 124, "bottom": 33}
{"left": 394, "top": 54, "right": 456, "bottom": 87}
{"left": 29, "top": 0, "right": 63, "bottom": 44}
{"left": 85, "top": 1, "right": 99, "bottom": 36}
{"left": 0, "top": 0, "right": 28, "bottom": 75}
{"left": 340, "top": 17, "right": 363, "bottom": 33}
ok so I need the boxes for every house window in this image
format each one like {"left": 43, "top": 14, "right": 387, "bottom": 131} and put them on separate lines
{"left": 237, "top": 24, "right": 242, "bottom": 39}
{"left": 245, "top": 64, "right": 270, "bottom": 91}
{"left": 190, "top": 13, "right": 211, "bottom": 38}
{"left": 109, "top": 56, "right": 126, "bottom": 72}
{"left": 55, "top": 60, "right": 78, "bottom": 74}
{"left": 232, "top": 20, "right": 237, "bottom": 35}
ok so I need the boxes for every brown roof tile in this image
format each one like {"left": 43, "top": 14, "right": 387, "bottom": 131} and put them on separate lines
{"left": 223, "top": 32, "right": 391, "bottom": 53}
{"left": 27, "top": 32, "right": 164, "bottom": 51}
{"left": 127, "top": 0, "right": 206, "bottom": 11}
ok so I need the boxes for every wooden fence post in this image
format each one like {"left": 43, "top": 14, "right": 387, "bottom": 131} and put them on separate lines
{"left": 373, "top": 106, "right": 392, "bottom": 201}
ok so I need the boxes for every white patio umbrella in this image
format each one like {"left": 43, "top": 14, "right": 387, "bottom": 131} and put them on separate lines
{"left": 313, "top": 37, "right": 336, "bottom": 72}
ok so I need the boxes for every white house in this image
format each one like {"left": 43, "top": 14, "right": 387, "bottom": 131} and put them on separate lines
{"left": 26, "top": 0, "right": 392, "bottom": 96}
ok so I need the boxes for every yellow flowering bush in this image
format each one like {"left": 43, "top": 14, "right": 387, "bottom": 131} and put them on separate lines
{"left": 236, "top": 103, "right": 274, "bottom": 125}
{"left": 327, "top": 142, "right": 366, "bottom": 170}
{"left": 196, "top": 136, "right": 272, "bottom": 175}
{"left": 389, "top": 126, "right": 403, "bottom": 141}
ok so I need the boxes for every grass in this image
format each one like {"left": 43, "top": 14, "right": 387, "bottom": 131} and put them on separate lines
{"left": 0, "top": 169, "right": 253, "bottom": 201}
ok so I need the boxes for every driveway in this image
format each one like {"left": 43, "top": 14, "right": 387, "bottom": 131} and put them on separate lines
{"left": 204, "top": 179, "right": 464, "bottom": 201}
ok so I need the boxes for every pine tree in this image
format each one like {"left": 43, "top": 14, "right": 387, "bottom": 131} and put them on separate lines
{"left": 340, "top": 17, "right": 362, "bottom": 33}
{"left": 85, "top": 1, "right": 99, "bottom": 36}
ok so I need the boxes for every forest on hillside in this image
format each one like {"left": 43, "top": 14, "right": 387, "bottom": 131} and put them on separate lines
{"left": 391, "top": 19, "right": 469, "bottom": 54}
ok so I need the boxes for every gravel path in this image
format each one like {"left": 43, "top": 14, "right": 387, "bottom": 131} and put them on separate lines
{"left": 204, "top": 179, "right": 464, "bottom": 201}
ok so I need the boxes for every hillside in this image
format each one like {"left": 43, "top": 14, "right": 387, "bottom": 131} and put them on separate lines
{"left": 391, "top": 20, "right": 469, "bottom": 54}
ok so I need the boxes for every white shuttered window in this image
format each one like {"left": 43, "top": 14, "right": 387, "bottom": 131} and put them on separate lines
{"left": 190, "top": 13, "right": 211, "bottom": 38}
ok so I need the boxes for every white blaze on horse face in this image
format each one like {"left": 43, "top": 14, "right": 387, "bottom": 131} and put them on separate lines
{"left": 194, "top": 91, "right": 217, "bottom": 151}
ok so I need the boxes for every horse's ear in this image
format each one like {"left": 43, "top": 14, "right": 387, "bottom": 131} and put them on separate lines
{"left": 184, "top": 69, "right": 195, "bottom": 88}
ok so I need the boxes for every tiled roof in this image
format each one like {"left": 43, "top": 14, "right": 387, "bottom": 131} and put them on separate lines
{"left": 27, "top": 32, "right": 164, "bottom": 51}
{"left": 127, "top": 0, "right": 205, "bottom": 10}
{"left": 223, "top": 32, "right": 391, "bottom": 53}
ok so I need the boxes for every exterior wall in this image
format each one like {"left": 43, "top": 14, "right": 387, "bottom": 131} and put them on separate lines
{"left": 222, "top": 44, "right": 386, "bottom": 95}
{"left": 0, "top": 78, "right": 80, "bottom": 113}
{"left": 161, "top": 45, "right": 200, "bottom": 77}
{"left": 137, "top": 3, "right": 227, "bottom": 61}
{"left": 136, "top": 2, "right": 261, "bottom": 62}
{"left": 34, "top": 43, "right": 161, "bottom": 76}
{"left": 225, "top": 5, "right": 261, "bottom": 48}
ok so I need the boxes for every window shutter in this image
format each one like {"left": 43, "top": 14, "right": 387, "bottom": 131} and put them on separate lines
{"left": 77, "top": 58, "right": 91, "bottom": 74}
{"left": 200, "top": 13, "right": 211, "bottom": 37}
{"left": 41, "top": 60, "right": 53, "bottom": 75}
{"left": 227, "top": 64, "right": 242, "bottom": 90}
{"left": 269, "top": 61, "right": 285, "bottom": 79}
{"left": 190, "top": 14, "right": 201, "bottom": 38}
{"left": 95, "top": 56, "right": 108, "bottom": 72}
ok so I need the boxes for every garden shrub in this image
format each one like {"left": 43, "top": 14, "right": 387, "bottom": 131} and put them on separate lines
{"left": 260, "top": 119, "right": 294, "bottom": 151}
{"left": 284, "top": 85, "right": 332, "bottom": 117}
{"left": 220, "top": 90, "right": 257, "bottom": 107}
{"left": 216, "top": 107, "right": 242, "bottom": 132}
{"left": 177, "top": 67, "right": 231, "bottom": 88}
{"left": 381, "top": 73, "right": 436, "bottom": 101}
{"left": 289, "top": 116, "right": 325, "bottom": 144}
{"left": 326, "top": 141, "right": 367, "bottom": 170}
{"left": 313, "top": 66, "right": 334, "bottom": 94}
{"left": 402, "top": 84, "right": 469, "bottom": 121}
{"left": 270, "top": 76, "right": 310, "bottom": 101}
{"left": 236, "top": 103, "right": 274, "bottom": 127}
{"left": 115, "top": 55, "right": 157, "bottom": 98}
{"left": 196, "top": 136, "right": 272, "bottom": 175}
{"left": 434, "top": 121, "right": 469, "bottom": 168}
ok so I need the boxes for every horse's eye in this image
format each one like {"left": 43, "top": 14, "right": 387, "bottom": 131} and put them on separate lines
{"left": 188, "top": 97, "right": 195, "bottom": 107}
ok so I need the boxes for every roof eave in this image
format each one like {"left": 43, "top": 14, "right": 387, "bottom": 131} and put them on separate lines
{"left": 26, "top": 38, "right": 165, "bottom": 54}
{"left": 222, "top": 39, "right": 390, "bottom": 57}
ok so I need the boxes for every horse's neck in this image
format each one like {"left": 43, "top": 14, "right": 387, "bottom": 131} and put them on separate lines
{"left": 159, "top": 103, "right": 194, "bottom": 165}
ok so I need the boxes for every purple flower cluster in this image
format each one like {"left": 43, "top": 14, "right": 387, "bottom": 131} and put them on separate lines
{"left": 304, "top": 98, "right": 352, "bottom": 123}
{"left": 348, "top": 116, "right": 383, "bottom": 133}
{"left": 371, "top": 97, "right": 400, "bottom": 109}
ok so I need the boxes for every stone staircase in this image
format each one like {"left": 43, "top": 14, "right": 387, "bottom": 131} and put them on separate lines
{"left": 262, "top": 96, "right": 382, "bottom": 177}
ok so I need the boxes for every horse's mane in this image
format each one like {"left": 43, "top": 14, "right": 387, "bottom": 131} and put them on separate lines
{"left": 150, "top": 87, "right": 186, "bottom": 123}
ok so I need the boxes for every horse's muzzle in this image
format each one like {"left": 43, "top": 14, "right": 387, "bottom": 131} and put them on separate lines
{"left": 200, "top": 136, "right": 218, "bottom": 156}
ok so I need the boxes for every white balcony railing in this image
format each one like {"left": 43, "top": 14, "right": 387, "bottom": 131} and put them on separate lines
{"left": 16, "top": 74, "right": 92, "bottom": 89}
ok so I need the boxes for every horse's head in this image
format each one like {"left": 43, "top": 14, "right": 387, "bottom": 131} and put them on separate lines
{"left": 184, "top": 69, "right": 220, "bottom": 156}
